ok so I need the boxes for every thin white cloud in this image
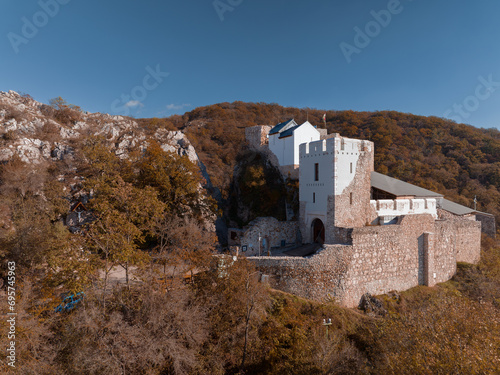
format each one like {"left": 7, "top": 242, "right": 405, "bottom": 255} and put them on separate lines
{"left": 166, "top": 103, "right": 191, "bottom": 111}
{"left": 125, "top": 100, "right": 144, "bottom": 108}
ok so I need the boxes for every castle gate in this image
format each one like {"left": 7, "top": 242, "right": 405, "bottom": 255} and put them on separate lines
{"left": 312, "top": 219, "right": 325, "bottom": 244}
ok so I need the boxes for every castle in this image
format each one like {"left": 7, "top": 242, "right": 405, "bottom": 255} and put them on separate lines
{"left": 231, "top": 120, "right": 496, "bottom": 307}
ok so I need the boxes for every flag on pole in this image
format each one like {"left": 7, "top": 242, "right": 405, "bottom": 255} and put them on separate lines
{"left": 322, "top": 113, "right": 326, "bottom": 121}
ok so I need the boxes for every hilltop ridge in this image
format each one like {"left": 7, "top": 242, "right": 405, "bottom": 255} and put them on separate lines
{"left": 176, "top": 101, "right": 500, "bottom": 226}
{"left": 0, "top": 92, "right": 499, "bottom": 374}
{"left": 1, "top": 92, "right": 499, "bottom": 227}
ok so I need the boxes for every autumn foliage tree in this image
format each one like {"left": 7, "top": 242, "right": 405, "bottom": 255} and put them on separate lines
{"left": 46, "top": 96, "right": 82, "bottom": 125}
{"left": 194, "top": 257, "right": 270, "bottom": 373}
{"left": 179, "top": 101, "right": 500, "bottom": 227}
{"left": 133, "top": 140, "right": 217, "bottom": 220}
{"left": 0, "top": 158, "right": 75, "bottom": 279}
{"left": 80, "top": 138, "right": 165, "bottom": 296}
{"left": 78, "top": 137, "right": 218, "bottom": 302}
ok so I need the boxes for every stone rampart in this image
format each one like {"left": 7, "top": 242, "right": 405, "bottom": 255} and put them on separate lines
{"left": 235, "top": 217, "right": 299, "bottom": 256}
{"left": 450, "top": 219, "right": 482, "bottom": 263}
{"left": 250, "top": 244, "right": 351, "bottom": 302}
{"left": 476, "top": 213, "right": 496, "bottom": 238}
{"left": 250, "top": 214, "right": 481, "bottom": 308}
{"left": 245, "top": 126, "right": 271, "bottom": 149}
{"left": 340, "top": 215, "right": 436, "bottom": 306}
{"left": 438, "top": 208, "right": 495, "bottom": 238}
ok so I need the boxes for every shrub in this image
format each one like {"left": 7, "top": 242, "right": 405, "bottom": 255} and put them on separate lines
{"left": 43, "top": 96, "right": 82, "bottom": 125}
{"left": 0, "top": 103, "right": 26, "bottom": 122}
{"left": 2, "top": 130, "right": 17, "bottom": 141}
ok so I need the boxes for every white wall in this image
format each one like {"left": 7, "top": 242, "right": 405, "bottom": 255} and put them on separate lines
{"left": 332, "top": 138, "right": 365, "bottom": 195}
{"left": 293, "top": 121, "right": 321, "bottom": 165}
{"left": 268, "top": 133, "right": 291, "bottom": 166}
{"left": 299, "top": 139, "right": 334, "bottom": 230}
{"left": 299, "top": 136, "right": 372, "bottom": 232}
{"left": 269, "top": 122, "right": 320, "bottom": 166}
{"left": 371, "top": 198, "right": 437, "bottom": 219}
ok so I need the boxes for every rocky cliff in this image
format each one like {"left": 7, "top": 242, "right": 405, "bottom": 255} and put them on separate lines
{"left": 0, "top": 90, "right": 211, "bottom": 182}
{"left": 0, "top": 90, "right": 219, "bottom": 232}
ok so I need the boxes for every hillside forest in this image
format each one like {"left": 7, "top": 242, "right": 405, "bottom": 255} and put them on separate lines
{"left": 0, "top": 98, "right": 499, "bottom": 374}
{"left": 174, "top": 102, "right": 500, "bottom": 228}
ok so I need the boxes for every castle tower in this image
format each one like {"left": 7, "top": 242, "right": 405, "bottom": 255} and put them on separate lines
{"left": 299, "top": 135, "right": 374, "bottom": 244}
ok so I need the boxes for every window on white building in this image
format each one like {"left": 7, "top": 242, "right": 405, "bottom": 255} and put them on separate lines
{"left": 314, "top": 163, "right": 319, "bottom": 181}
{"left": 313, "top": 192, "right": 316, "bottom": 203}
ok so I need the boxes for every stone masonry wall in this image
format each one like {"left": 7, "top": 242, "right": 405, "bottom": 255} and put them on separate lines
{"left": 438, "top": 208, "right": 495, "bottom": 238}
{"left": 340, "top": 214, "right": 437, "bottom": 306}
{"left": 239, "top": 217, "right": 299, "bottom": 256}
{"left": 250, "top": 214, "right": 481, "bottom": 308}
{"left": 245, "top": 126, "right": 271, "bottom": 149}
{"left": 450, "top": 219, "right": 482, "bottom": 264}
{"left": 251, "top": 244, "right": 352, "bottom": 302}
{"left": 330, "top": 140, "right": 374, "bottom": 230}
{"left": 475, "top": 213, "right": 496, "bottom": 238}
{"left": 431, "top": 220, "right": 459, "bottom": 283}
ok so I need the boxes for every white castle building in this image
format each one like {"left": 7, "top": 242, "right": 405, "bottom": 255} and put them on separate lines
{"left": 231, "top": 120, "right": 495, "bottom": 307}
{"left": 268, "top": 119, "right": 321, "bottom": 167}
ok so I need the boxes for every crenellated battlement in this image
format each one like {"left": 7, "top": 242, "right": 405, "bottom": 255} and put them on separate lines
{"left": 299, "top": 138, "right": 332, "bottom": 156}
{"left": 371, "top": 198, "right": 437, "bottom": 219}
{"left": 299, "top": 136, "right": 372, "bottom": 158}
{"left": 239, "top": 122, "right": 482, "bottom": 309}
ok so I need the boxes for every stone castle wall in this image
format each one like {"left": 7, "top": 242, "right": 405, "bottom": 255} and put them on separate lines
{"left": 475, "top": 213, "right": 496, "bottom": 238}
{"left": 250, "top": 214, "right": 481, "bottom": 307}
{"left": 331, "top": 140, "right": 374, "bottom": 229}
{"left": 245, "top": 126, "right": 271, "bottom": 149}
{"left": 451, "top": 219, "right": 482, "bottom": 263}
{"left": 438, "top": 208, "right": 495, "bottom": 239}
{"left": 251, "top": 244, "right": 351, "bottom": 302}
{"left": 234, "top": 217, "right": 299, "bottom": 256}
{"left": 339, "top": 215, "right": 436, "bottom": 306}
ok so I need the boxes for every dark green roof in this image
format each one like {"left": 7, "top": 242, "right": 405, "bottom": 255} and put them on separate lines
{"left": 269, "top": 119, "right": 297, "bottom": 135}
{"left": 279, "top": 124, "right": 302, "bottom": 138}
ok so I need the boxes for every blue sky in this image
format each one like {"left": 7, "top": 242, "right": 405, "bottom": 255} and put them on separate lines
{"left": 1, "top": 0, "right": 500, "bottom": 129}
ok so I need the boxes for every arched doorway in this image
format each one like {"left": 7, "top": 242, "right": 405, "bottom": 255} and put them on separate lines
{"left": 312, "top": 219, "right": 325, "bottom": 244}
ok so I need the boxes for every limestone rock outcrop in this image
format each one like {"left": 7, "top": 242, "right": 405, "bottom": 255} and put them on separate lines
{"left": 0, "top": 90, "right": 215, "bottom": 228}
{"left": 0, "top": 90, "right": 209, "bottom": 176}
